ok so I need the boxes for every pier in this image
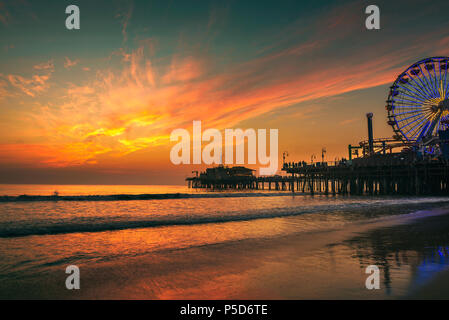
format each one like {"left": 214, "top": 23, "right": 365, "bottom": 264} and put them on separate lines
{"left": 186, "top": 156, "right": 449, "bottom": 195}
{"left": 186, "top": 105, "right": 449, "bottom": 196}
{"left": 187, "top": 57, "right": 449, "bottom": 196}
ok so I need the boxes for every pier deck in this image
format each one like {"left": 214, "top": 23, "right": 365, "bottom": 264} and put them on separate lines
{"left": 186, "top": 156, "right": 449, "bottom": 195}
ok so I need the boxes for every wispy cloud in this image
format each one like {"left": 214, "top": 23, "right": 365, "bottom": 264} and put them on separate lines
{"left": 339, "top": 118, "right": 359, "bottom": 126}
{"left": 2, "top": 1, "right": 449, "bottom": 168}
{"left": 0, "top": 78, "right": 9, "bottom": 99}
{"left": 34, "top": 60, "right": 54, "bottom": 71}
{"left": 64, "top": 57, "right": 79, "bottom": 69}
{"left": 6, "top": 73, "right": 51, "bottom": 97}
{"left": 115, "top": 1, "right": 134, "bottom": 43}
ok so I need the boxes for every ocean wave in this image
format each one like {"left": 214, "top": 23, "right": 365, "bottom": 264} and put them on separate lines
{"left": 1, "top": 198, "right": 449, "bottom": 238}
{"left": 0, "top": 192, "right": 299, "bottom": 202}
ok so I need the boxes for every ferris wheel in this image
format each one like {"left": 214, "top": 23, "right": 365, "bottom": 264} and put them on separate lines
{"left": 386, "top": 57, "right": 449, "bottom": 143}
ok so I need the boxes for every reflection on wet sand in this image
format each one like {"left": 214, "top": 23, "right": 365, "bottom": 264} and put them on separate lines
{"left": 340, "top": 214, "right": 449, "bottom": 297}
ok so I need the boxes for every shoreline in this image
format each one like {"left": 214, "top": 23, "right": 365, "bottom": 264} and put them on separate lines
{"left": 0, "top": 191, "right": 310, "bottom": 202}
{"left": 2, "top": 191, "right": 449, "bottom": 203}
{"left": 2, "top": 197, "right": 449, "bottom": 239}
{"left": 2, "top": 204, "right": 449, "bottom": 299}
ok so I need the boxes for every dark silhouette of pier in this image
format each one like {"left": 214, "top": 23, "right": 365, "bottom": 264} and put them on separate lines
{"left": 186, "top": 108, "right": 449, "bottom": 196}
{"left": 186, "top": 155, "right": 449, "bottom": 195}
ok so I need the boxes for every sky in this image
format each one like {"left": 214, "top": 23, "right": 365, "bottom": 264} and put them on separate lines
{"left": 0, "top": 0, "right": 449, "bottom": 185}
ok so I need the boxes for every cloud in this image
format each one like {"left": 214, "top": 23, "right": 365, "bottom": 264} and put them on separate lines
{"left": 115, "top": 1, "right": 133, "bottom": 43}
{"left": 34, "top": 60, "right": 54, "bottom": 71}
{"left": 118, "top": 135, "right": 170, "bottom": 155}
{"left": 20, "top": 30, "right": 449, "bottom": 166}
{"left": 4, "top": 1, "right": 449, "bottom": 168}
{"left": 84, "top": 127, "right": 126, "bottom": 140}
{"left": 162, "top": 56, "right": 203, "bottom": 84}
{"left": 64, "top": 57, "right": 79, "bottom": 69}
{"left": 0, "top": 142, "right": 111, "bottom": 167}
{"left": 339, "top": 118, "right": 359, "bottom": 126}
{"left": 0, "top": 78, "right": 9, "bottom": 99}
{"left": 6, "top": 73, "right": 51, "bottom": 97}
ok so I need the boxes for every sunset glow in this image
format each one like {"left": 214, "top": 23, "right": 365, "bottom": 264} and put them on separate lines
{"left": 1, "top": 0, "right": 449, "bottom": 184}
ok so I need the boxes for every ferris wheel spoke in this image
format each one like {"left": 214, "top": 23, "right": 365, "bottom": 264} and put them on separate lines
{"left": 427, "top": 113, "right": 442, "bottom": 136}
{"left": 414, "top": 123, "right": 433, "bottom": 140}
{"left": 393, "top": 106, "right": 426, "bottom": 111}
{"left": 438, "top": 61, "right": 443, "bottom": 97}
{"left": 392, "top": 105, "right": 426, "bottom": 109}
{"left": 432, "top": 63, "right": 441, "bottom": 98}
{"left": 413, "top": 67, "right": 438, "bottom": 99}
{"left": 439, "top": 59, "right": 448, "bottom": 98}
{"left": 437, "top": 63, "right": 446, "bottom": 98}
{"left": 421, "top": 75, "right": 438, "bottom": 99}
{"left": 394, "top": 102, "right": 422, "bottom": 108}
{"left": 394, "top": 110, "right": 425, "bottom": 115}
{"left": 418, "top": 64, "right": 438, "bottom": 97}
{"left": 401, "top": 82, "right": 433, "bottom": 102}
{"left": 410, "top": 74, "right": 433, "bottom": 99}
{"left": 393, "top": 95, "right": 426, "bottom": 104}
{"left": 399, "top": 114, "right": 426, "bottom": 132}
{"left": 404, "top": 109, "right": 433, "bottom": 129}
{"left": 444, "top": 76, "right": 449, "bottom": 99}
{"left": 398, "top": 114, "right": 427, "bottom": 128}
{"left": 424, "top": 63, "right": 440, "bottom": 98}
{"left": 420, "top": 65, "right": 436, "bottom": 97}
{"left": 402, "top": 77, "right": 431, "bottom": 100}
{"left": 402, "top": 114, "right": 432, "bottom": 137}
{"left": 393, "top": 98, "right": 425, "bottom": 106}
{"left": 442, "top": 63, "right": 448, "bottom": 99}
{"left": 407, "top": 75, "right": 435, "bottom": 100}
{"left": 410, "top": 121, "right": 430, "bottom": 140}
{"left": 403, "top": 77, "right": 435, "bottom": 99}
{"left": 388, "top": 57, "right": 449, "bottom": 143}
{"left": 396, "top": 90, "right": 429, "bottom": 104}
{"left": 396, "top": 84, "right": 430, "bottom": 104}
{"left": 445, "top": 63, "right": 449, "bottom": 99}
{"left": 409, "top": 113, "right": 435, "bottom": 137}
{"left": 444, "top": 60, "right": 449, "bottom": 98}
{"left": 397, "top": 117, "right": 422, "bottom": 124}
{"left": 431, "top": 71, "right": 440, "bottom": 98}
{"left": 394, "top": 109, "right": 424, "bottom": 116}
{"left": 396, "top": 112, "right": 425, "bottom": 123}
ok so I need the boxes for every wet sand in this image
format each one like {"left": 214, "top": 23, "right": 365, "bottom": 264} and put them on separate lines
{"left": 408, "top": 269, "right": 449, "bottom": 299}
{"left": 2, "top": 206, "right": 449, "bottom": 299}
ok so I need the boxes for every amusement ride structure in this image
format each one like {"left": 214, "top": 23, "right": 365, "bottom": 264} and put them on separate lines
{"left": 350, "top": 56, "right": 449, "bottom": 161}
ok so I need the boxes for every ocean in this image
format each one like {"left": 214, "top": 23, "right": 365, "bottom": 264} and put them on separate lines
{"left": 1, "top": 184, "right": 449, "bottom": 299}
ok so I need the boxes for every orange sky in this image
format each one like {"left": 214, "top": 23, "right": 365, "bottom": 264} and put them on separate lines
{"left": 1, "top": 0, "right": 449, "bottom": 184}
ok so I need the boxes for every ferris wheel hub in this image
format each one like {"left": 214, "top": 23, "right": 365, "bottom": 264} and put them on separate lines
{"left": 431, "top": 99, "right": 449, "bottom": 113}
{"left": 439, "top": 99, "right": 449, "bottom": 110}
